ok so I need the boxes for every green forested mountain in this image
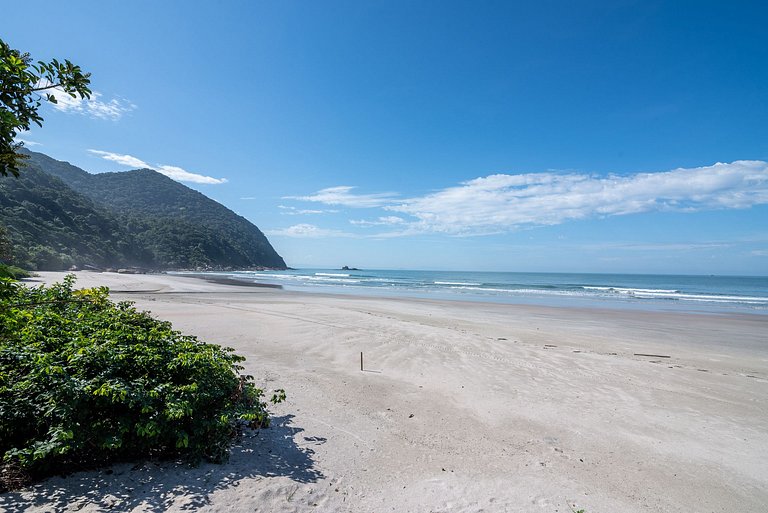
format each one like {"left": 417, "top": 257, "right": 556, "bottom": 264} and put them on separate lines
{"left": 0, "top": 151, "right": 286, "bottom": 270}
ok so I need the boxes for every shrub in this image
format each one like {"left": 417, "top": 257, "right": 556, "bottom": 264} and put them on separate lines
{"left": 0, "top": 275, "right": 284, "bottom": 490}
{"left": 0, "top": 264, "right": 30, "bottom": 280}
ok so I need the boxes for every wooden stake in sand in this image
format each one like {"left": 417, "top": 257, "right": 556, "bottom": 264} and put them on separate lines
{"left": 361, "top": 351, "right": 364, "bottom": 371}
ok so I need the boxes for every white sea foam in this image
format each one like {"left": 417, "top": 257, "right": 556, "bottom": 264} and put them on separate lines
{"left": 583, "top": 286, "right": 766, "bottom": 304}
{"left": 583, "top": 286, "right": 681, "bottom": 294}
{"left": 253, "top": 273, "right": 295, "bottom": 278}
{"left": 446, "top": 286, "right": 581, "bottom": 296}
{"left": 448, "top": 286, "right": 515, "bottom": 293}
{"left": 633, "top": 292, "right": 767, "bottom": 303}
{"left": 434, "top": 281, "right": 482, "bottom": 286}
{"left": 315, "top": 273, "right": 351, "bottom": 277}
{"left": 308, "top": 276, "right": 361, "bottom": 283}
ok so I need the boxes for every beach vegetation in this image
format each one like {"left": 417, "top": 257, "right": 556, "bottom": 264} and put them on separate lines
{"left": 0, "top": 264, "right": 30, "bottom": 280}
{"left": 1, "top": 37, "right": 91, "bottom": 177}
{"left": 0, "top": 275, "right": 284, "bottom": 491}
{"left": 0, "top": 225, "right": 29, "bottom": 279}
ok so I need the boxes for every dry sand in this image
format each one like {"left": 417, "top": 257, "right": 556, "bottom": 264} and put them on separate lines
{"left": 3, "top": 271, "right": 767, "bottom": 513}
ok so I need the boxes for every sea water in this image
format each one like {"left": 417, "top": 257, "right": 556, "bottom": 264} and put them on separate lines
{"left": 180, "top": 269, "right": 768, "bottom": 314}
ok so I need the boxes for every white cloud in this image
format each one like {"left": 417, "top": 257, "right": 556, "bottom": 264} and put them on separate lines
{"left": 16, "top": 138, "right": 41, "bottom": 147}
{"left": 155, "top": 165, "right": 227, "bottom": 185}
{"left": 89, "top": 150, "right": 148, "bottom": 169}
{"left": 13, "top": 129, "right": 42, "bottom": 147}
{"left": 88, "top": 149, "right": 227, "bottom": 185}
{"left": 350, "top": 216, "right": 407, "bottom": 226}
{"left": 287, "top": 186, "right": 398, "bottom": 208}
{"left": 278, "top": 205, "right": 337, "bottom": 215}
{"left": 751, "top": 249, "right": 768, "bottom": 257}
{"left": 384, "top": 160, "right": 768, "bottom": 235}
{"left": 42, "top": 84, "right": 136, "bottom": 121}
{"left": 266, "top": 224, "right": 354, "bottom": 238}
{"left": 586, "top": 242, "right": 731, "bottom": 251}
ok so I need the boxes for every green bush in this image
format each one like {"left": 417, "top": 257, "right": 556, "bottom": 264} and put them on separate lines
{"left": 0, "top": 275, "right": 284, "bottom": 490}
{"left": 0, "top": 264, "right": 30, "bottom": 280}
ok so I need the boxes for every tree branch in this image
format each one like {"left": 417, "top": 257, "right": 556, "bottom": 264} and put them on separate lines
{"left": 30, "top": 83, "right": 64, "bottom": 93}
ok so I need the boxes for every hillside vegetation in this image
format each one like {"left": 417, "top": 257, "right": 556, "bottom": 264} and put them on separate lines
{"left": 0, "top": 151, "right": 286, "bottom": 270}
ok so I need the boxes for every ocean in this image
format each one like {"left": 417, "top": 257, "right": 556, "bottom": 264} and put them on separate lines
{"left": 177, "top": 269, "right": 768, "bottom": 314}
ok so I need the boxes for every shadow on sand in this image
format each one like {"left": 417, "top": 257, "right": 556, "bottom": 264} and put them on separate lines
{"left": 0, "top": 415, "right": 323, "bottom": 512}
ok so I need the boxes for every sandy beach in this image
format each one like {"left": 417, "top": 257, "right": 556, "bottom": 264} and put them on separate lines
{"left": 3, "top": 271, "right": 767, "bottom": 513}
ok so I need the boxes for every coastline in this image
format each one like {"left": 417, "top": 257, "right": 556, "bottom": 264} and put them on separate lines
{"left": 169, "top": 269, "right": 768, "bottom": 316}
{"left": 6, "top": 271, "right": 768, "bottom": 512}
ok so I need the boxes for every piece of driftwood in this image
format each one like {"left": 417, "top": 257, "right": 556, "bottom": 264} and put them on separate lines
{"left": 634, "top": 353, "right": 671, "bottom": 358}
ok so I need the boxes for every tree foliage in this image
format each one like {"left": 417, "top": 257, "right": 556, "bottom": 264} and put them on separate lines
{"left": 0, "top": 264, "right": 29, "bottom": 280}
{"left": 0, "top": 38, "right": 91, "bottom": 177}
{"left": 0, "top": 224, "right": 11, "bottom": 262}
{"left": 0, "top": 276, "right": 284, "bottom": 490}
{"left": 0, "top": 152, "right": 287, "bottom": 271}
{"left": 0, "top": 158, "right": 148, "bottom": 270}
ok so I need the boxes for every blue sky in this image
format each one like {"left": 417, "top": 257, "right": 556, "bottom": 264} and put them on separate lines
{"left": 4, "top": 1, "right": 767, "bottom": 274}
